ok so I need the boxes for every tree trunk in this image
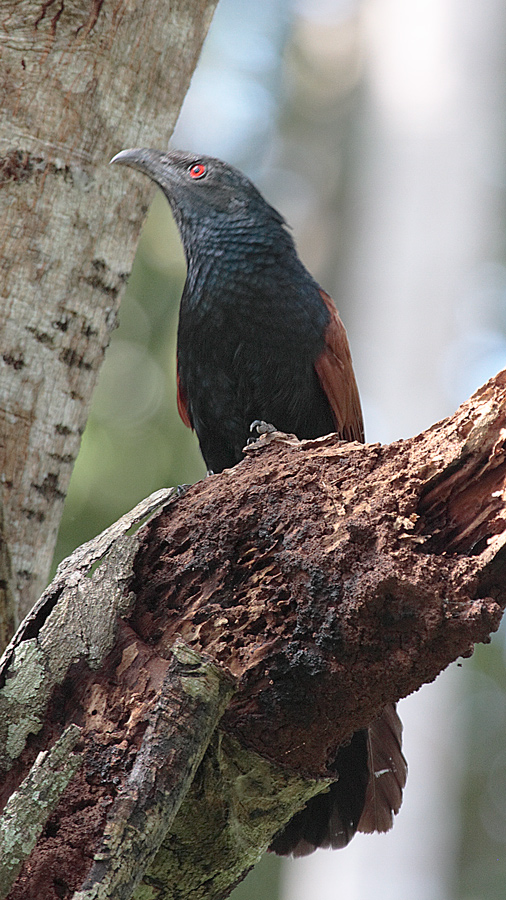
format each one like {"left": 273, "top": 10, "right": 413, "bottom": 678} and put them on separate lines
{"left": 0, "top": 0, "right": 218, "bottom": 636}
{"left": 1, "top": 370, "right": 505, "bottom": 899}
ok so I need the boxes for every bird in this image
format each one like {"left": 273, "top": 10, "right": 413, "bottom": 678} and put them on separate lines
{"left": 111, "top": 147, "right": 407, "bottom": 855}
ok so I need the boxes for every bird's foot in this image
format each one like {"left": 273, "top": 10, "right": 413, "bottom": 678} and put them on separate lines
{"left": 244, "top": 420, "right": 299, "bottom": 457}
{"left": 247, "top": 420, "right": 278, "bottom": 443}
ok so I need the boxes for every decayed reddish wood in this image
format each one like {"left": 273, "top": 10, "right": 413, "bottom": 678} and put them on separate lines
{"left": 1, "top": 372, "right": 506, "bottom": 899}
{"left": 130, "top": 371, "right": 506, "bottom": 776}
{"left": 3, "top": 623, "right": 167, "bottom": 899}
{"left": 2, "top": 625, "right": 234, "bottom": 900}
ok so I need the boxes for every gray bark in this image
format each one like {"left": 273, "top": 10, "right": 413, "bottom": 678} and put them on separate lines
{"left": 0, "top": 0, "right": 218, "bottom": 634}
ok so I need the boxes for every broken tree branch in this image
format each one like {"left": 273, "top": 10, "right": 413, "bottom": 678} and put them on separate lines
{"left": 1, "top": 371, "right": 506, "bottom": 899}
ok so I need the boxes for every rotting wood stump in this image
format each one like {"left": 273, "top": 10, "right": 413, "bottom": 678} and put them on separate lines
{"left": 1, "top": 371, "right": 506, "bottom": 900}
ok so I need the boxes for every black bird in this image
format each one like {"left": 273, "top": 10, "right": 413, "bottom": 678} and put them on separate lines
{"left": 111, "top": 147, "right": 407, "bottom": 855}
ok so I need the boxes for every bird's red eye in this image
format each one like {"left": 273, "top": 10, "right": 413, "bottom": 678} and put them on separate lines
{"left": 189, "top": 163, "right": 207, "bottom": 179}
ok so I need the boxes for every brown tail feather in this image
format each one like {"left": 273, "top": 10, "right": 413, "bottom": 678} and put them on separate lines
{"left": 358, "top": 703, "right": 407, "bottom": 834}
{"left": 269, "top": 705, "right": 406, "bottom": 857}
{"left": 269, "top": 729, "right": 369, "bottom": 856}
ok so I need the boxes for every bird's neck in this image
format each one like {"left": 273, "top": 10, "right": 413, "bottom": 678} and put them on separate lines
{"left": 180, "top": 219, "right": 310, "bottom": 314}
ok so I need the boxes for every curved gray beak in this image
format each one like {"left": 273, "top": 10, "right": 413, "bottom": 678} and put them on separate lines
{"left": 109, "top": 148, "right": 169, "bottom": 185}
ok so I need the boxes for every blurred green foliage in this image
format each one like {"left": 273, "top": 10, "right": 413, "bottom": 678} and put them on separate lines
{"left": 458, "top": 639, "right": 506, "bottom": 900}
{"left": 231, "top": 853, "right": 282, "bottom": 900}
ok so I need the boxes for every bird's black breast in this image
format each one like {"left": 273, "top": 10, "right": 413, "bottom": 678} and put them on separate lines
{"left": 176, "top": 257, "right": 335, "bottom": 473}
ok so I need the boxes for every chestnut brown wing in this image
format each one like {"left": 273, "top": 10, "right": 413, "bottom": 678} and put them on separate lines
{"left": 315, "top": 290, "right": 364, "bottom": 443}
{"left": 176, "top": 366, "right": 193, "bottom": 429}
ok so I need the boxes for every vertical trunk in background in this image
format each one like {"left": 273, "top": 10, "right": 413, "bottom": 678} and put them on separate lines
{"left": 283, "top": 1, "right": 506, "bottom": 898}
{"left": 0, "top": 0, "right": 218, "bottom": 641}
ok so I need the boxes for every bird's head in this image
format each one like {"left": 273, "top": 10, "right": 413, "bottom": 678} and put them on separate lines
{"left": 110, "top": 148, "right": 288, "bottom": 264}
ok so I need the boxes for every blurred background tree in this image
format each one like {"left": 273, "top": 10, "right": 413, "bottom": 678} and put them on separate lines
{"left": 54, "top": 0, "right": 506, "bottom": 898}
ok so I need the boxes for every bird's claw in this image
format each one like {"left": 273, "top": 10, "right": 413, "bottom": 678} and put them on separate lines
{"left": 248, "top": 420, "right": 278, "bottom": 443}
{"left": 244, "top": 420, "right": 298, "bottom": 456}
